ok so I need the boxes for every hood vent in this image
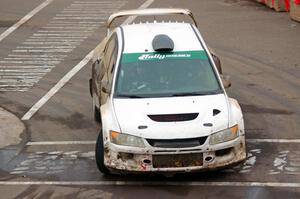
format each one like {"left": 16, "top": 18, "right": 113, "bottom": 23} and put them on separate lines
{"left": 148, "top": 113, "right": 199, "bottom": 122}
{"left": 213, "top": 109, "right": 221, "bottom": 116}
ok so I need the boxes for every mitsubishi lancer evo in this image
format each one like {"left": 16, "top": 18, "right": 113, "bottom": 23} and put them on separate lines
{"left": 89, "top": 8, "right": 246, "bottom": 174}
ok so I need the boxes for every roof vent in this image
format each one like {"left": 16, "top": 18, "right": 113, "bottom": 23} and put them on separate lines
{"left": 152, "top": 34, "right": 174, "bottom": 52}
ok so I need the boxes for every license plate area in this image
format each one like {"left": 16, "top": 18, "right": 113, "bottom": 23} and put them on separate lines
{"left": 152, "top": 153, "right": 203, "bottom": 168}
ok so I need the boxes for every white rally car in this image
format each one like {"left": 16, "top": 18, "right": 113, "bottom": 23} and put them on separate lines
{"left": 90, "top": 9, "right": 246, "bottom": 174}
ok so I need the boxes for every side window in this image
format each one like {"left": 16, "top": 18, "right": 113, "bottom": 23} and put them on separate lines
{"left": 104, "top": 34, "right": 117, "bottom": 68}
{"left": 98, "top": 61, "right": 105, "bottom": 80}
{"left": 102, "top": 33, "right": 119, "bottom": 92}
{"left": 108, "top": 41, "right": 118, "bottom": 74}
{"left": 107, "top": 41, "right": 118, "bottom": 88}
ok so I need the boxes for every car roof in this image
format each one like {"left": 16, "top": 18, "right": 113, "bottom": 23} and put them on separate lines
{"left": 120, "top": 22, "right": 204, "bottom": 53}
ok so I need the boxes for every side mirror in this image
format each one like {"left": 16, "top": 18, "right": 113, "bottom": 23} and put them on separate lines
{"left": 101, "top": 83, "right": 111, "bottom": 94}
{"left": 96, "top": 57, "right": 102, "bottom": 64}
{"left": 221, "top": 75, "right": 232, "bottom": 88}
{"left": 211, "top": 53, "right": 222, "bottom": 75}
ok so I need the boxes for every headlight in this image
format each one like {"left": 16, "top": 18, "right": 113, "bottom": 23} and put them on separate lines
{"left": 110, "top": 131, "right": 145, "bottom": 147}
{"left": 209, "top": 125, "right": 239, "bottom": 145}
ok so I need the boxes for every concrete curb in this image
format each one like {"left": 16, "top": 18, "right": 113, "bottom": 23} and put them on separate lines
{"left": 0, "top": 107, "right": 25, "bottom": 149}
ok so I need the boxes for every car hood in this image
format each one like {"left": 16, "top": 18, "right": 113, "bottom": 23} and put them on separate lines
{"left": 113, "top": 94, "right": 229, "bottom": 139}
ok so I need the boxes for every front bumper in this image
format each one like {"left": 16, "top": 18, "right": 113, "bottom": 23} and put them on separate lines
{"left": 103, "top": 135, "right": 246, "bottom": 173}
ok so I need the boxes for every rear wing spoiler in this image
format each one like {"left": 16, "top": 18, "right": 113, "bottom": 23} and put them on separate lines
{"left": 107, "top": 8, "right": 198, "bottom": 35}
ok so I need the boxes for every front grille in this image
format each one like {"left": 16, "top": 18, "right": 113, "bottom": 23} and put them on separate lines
{"left": 148, "top": 113, "right": 199, "bottom": 122}
{"left": 152, "top": 153, "right": 203, "bottom": 168}
{"left": 147, "top": 136, "right": 207, "bottom": 148}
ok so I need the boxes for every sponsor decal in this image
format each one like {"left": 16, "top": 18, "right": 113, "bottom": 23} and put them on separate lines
{"left": 138, "top": 53, "right": 191, "bottom": 61}
{"left": 121, "top": 51, "right": 208, "bottom": 63}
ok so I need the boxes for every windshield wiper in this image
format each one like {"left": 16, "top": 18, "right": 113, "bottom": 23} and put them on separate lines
{"left": 172, "top": 91, "right": 220, "bottom": 97}
{"left": 117, "top": 94, "right": 145, "bottom": 98}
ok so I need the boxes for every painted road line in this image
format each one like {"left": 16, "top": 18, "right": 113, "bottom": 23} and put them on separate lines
{"left": 47, "top": 22, "right": 100, "bottom": 24}
{"left": 0, "top": 0, "right": 126, "bottom": 97}
{"left": 65, "top": 5, "right": 122, "bottom": 7}
{"left": 40, "top": 27, "right": 96, "bottom": 30}
{"left": 0, "top": 181, "right": 300, "bottom": 188}
{"left": 48, "top": 21, "right": 100, "bottom": 24}
{"left": 48, "top": 22, "right": 100, "bottom": 25}
{"left": 39, "top": 29, "right": 96, "bottom": 32}
{"left": 0, "top": 60, "right": 62, "bottom": 63}
{"left": 8, "top": 54, "right": 66, "bottom": 58}
{"left": 0, "top": 80, "right": 38, "bottom": 84}
{"left": 30, "top": 35, "right": 89, "bottom": 37}
{"left": 55, "top": 14, "right": 113, "bottom": 17}
{"left": 21, "top": 0, "right": 154, "bottom": 120}
{"left": 0, "top": 68, "right": 51, "bottom": 71}
{"left": 21, "top": 50, "right": 93, "bottom": 119}
{"left": 122, "top": 0, "right": 154, "bottom": 25}
{"left": 74, "top": 1, "right": 123, "bottom": 3}
{"left": 0, "top": 61, "right": 60, "bottom": 65}
{"left": 32, "top": 33, "right": 92, "bottom": 36}
{"left": 62, "top": 9, "right": 116, "bottom": 12}
{"left": 68, "top": 4, "right": 123, "bottom": 7}
{"left": 25, "top": 139, "right": 300, "bottom": 146}
{"left": 0, "top": 57, "right": 63, "bottom": 60}
{"left": 62, "top": 11, "right": 111, "bottom": 13}
{"left": 0, "top": 73, "right": 46, "bottom": 76}
{"left": 25, "top": 39, "right": 85, "bottom": 42}
{"left": 68, "top": 6, "right": 122, "bottom": 8}
{"left": 26, "top": 141, "right": 96, "bottom": 145}
{"left": 16, "top": 46, "right": 76, "bottom": 49}
{"left": 5, "top": 57, "right": 65, "bottom": 60}
{"left": 69, "top": 5, "right": 124, "bottom": 7}
{"left": 28, "top": 37, "right": 88, "bottom": 39}
{"left": 0, "top": 84, "right": 33, "bottom": 87}
{"left": 0, "top": 0, "right": 54, "bottom": 42}
{"left": 22, "top": 40, "right": 80, "bottom": 43}
{"left": 12, "top": 49, "right": 73, "bottom": 53}
{"left": 63, "top": 6, "right": 119, "bottom": 8}
{"left": 248, "top": 139, "right": 300, "bottom": 143}
{"left": 38, "top": 30, "right": 94, "bottom": 33}
{"left": 47, "top": 23, "right": 100, "bottom": 26}
{"left": 26, "top": 39, "right": 85, "bottom": 42}
{"left": 55, "top": 14, "right": 109, "bottom": 17}
{"left": 0, "top": 76, "right": 45, "bottom": 79}
{"left": 7, "top": 55, "right": 65, "bottom": 58}
{"left": 0, "top": 67, "right": 52, "bottom": 70}
{"left": 0, "top": 66, "right": 55, "bottom": 69}
{"left": 44, "top": 25, "right": 100, "bottom": 28}
{"left": 53, "top": 17, "right": 107, "bottom": 20}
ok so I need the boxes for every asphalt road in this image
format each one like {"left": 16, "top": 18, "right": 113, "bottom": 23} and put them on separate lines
{"left": 0, "top": 0, "right": 300, "bottom": 198}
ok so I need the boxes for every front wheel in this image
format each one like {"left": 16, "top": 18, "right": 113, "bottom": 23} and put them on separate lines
{"left": 95, "top": 130, "right": 111, "bottom": 175}
{"left": 93, "top": 105, "right": 101, "bottom": 123}
{"left": 92, "top": 96, "right": 101, "bottom": 123}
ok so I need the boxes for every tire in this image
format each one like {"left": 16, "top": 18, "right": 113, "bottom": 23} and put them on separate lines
{"left": 94, "top": 104, "right": 101, "bottom": 123}
{"left": 89, "top": 78, "right": 93, "bottom": 97}
{"left": 90, "top": 78, "right": 101, "bottom": 123}
{"left": 95, "top": 130, "right": 111, "bottom": 175}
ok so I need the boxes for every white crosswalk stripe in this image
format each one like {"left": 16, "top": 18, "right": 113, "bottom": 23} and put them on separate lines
{"left": 0, "top": 0, "right": 127, "bottom": 91}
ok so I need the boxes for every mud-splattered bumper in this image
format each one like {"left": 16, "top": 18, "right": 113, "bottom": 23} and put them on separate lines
{"left": 104, "top": 136, "right": 246, "bottom": 173}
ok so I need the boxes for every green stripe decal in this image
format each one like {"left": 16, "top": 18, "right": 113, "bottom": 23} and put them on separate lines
{"left": 121, "top": 51, "right": 208, "bottom": 63}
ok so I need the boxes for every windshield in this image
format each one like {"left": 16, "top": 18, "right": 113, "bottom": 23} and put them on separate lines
{"left": 115, "top": 51, "right": 221, "bottom": 98}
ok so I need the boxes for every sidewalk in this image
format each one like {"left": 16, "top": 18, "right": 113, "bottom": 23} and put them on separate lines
{"left": 0, "top": 107, "right": 24, "bottom": 149}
